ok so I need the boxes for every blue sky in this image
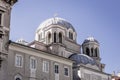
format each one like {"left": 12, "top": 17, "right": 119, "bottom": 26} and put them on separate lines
{"left": 10, "top": 0, "right": 120, "bottom": 74}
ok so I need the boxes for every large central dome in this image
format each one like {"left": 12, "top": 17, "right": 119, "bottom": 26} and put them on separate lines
{"left": 37, "top": 17, "right": 75, "bottom": 31}
{"left": 35, "top": 17, "right": 77, "bottom": 47}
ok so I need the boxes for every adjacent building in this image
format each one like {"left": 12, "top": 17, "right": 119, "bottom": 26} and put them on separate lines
{"left": 112, "top": 72, "right": 120, "bottom": 80}
{"left": 0, "top": 0, "right": 111, "bottom": 80}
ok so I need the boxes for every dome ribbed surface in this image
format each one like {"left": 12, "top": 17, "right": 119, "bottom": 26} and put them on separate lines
{"left": 83, "top": 37, "right": 99, "bottom": 44}
{"left": 37, "top": 17, "right": 75, "bottom": 31}
{"left": 69, "top": 53, "right": 97, "bottom": 65}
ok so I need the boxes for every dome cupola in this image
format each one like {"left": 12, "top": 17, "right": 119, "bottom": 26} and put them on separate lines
{"left": 82, "top": 37, "right": 100, "bottom": 62}
{"left": 35, "top": 17, "right": 77, "bottom": 44}
{"left": 34, "top": 17, "right": 80, "bottom": 58}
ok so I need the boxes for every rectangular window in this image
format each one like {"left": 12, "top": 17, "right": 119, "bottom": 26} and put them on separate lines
{"left": 43, "top": 61, "right": 49, "bottom": 73}
{"left": 30, "top": 57, "right": 37, "bottom": 69}
{"left": 64, "top": 67, "right": 69, "bottom": 76}
{"left": 15, "top": 54, "right": 23, "bottom": 67}
{"left": 0, "top": 14, "right": 2, "bottom": 26}
{"left": 54, "top": 64, "right": 59, "bottom": 74}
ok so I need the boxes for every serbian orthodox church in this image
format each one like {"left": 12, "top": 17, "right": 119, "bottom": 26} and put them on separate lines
{"left": 0, "top": 0, "right": 111, "bottom": 80}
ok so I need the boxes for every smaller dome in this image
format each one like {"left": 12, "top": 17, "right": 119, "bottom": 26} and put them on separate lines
{"left": 69, "top": 53, "right": 97, "bottom": 65}
{"left": 83, "top": 37, "right": 99, "bottom": 44}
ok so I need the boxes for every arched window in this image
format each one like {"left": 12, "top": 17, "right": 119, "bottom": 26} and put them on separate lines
{"left": 15, "top": 74, "right": 22, "bottom": 80}
{"left": 95, "top": 48, "right": 98, "bottom": 57}
{"left": 86, "top": 48, "right": 90, "bottom": 56}
{"left": 16, "top": 78, "right": 21, "bottom": 80}
{"left": 69, "top": 32, "right": 73, "bottom": 40}
{"left": 59, "top": 32, "right": 62, "bottom": 43}
{"left": 0, "top": 13, "right": 2, "bottom": 25}
{"left": 69, "top": 32, "right": 70, "bottom": 38}
{"left": 71, "top": 33, "right": 73, "bottom": 40}
{"left": 48, "top": 33, "right": 51, "bottom": 44}
{"left": 54, "top": 32, "right": 56, "bottom": 43}
{"left": 0, "top": 31, "right": 3, "bottom": 38}
{"left": 91, "top": 48, "right": 94, "bottom": 56}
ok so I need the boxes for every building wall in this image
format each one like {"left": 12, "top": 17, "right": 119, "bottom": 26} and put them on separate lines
{"left": 0, "top": 1, "right": 12, "bottom": 80}
{"left": 7, "top": 42, "right": 73, "bottom": 80}
{"left": 64, "top": 40, "right": 80, "bottom": 54}
{"left": 77, "top": 66, "right": 111, "bottom": 80}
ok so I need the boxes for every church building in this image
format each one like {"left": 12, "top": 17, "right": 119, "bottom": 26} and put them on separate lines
{"left": 0, "top": 0, "right": 111, "bottom": 80}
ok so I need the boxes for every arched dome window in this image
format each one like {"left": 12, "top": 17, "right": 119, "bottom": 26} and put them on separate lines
{"left": 0, "top": 13, "right": 2, "bottom": 25}
{"left": 48, "top": 32, "right": 51, "bottom": 44}
{"left": 91, "top": 48, "right": 94, "bottom": 56}
{"left": 59, "top": 32, "right": 62, "bottom": 43}
{"left": 69, "top": 32, "right": 73, "bottom": 40}
{"left": 54, "top": 32, "right": 57, "bottom": 43}
{"left": 86, "top": 48, "right": 90, "bottom": 56}
{"left": 95, "top": 48, "right": 98, "bottom": 57}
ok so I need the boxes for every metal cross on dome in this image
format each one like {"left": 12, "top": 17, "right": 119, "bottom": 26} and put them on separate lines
{"left": 54, "top": 13, "right": 58, "bottom": 18}
{"left": 53, "top": 13, "right": 59, "bottom": 23}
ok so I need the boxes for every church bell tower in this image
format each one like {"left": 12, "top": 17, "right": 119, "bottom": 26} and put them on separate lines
{"left": 82, "top": 37, "right": 101, "bottom": 61}
{"left": 0, "top": 0, "right": 17, "bottom": 80}
{"left": 82, "top": 37, "right": 105, "bottom": 71}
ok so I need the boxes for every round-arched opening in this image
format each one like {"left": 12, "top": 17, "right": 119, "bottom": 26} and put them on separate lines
{"left": 91, "top": 48, "right": 94, "bottom": 56}
{"left": 14, "top": 74, "right": 22, "bottom": 80}
{"left": 69, "top": 31, "right": 73, "bottom": 40}
{"left": 59, "top": 32, "right": 62, "bottom": 43}
{"left": 54, "top": 32, "right": 57, "bottom": 43}
{"left": 86, "top": 48, "right": 90, "bottom": 56}
{"left": 48, "top": 32, "right": 51, "bottom": 44}
{"left": 95, "top": 48, "right": 98, "bottom": 57}
{"left": 16, "top": 78, "right": 21, "bottom": 80}
{"left": 0, "top": 31, "right": 3, "bottom": 38}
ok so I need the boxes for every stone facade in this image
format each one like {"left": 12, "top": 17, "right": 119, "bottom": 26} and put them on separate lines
{"left": 7, "top": 42, "right": 73, "bottom": 80}
{"left": 0, "top": 0, "right": 17, "bottom": 80}
{"left": 0, "top": 1, "right": 112, "bottom": 80}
